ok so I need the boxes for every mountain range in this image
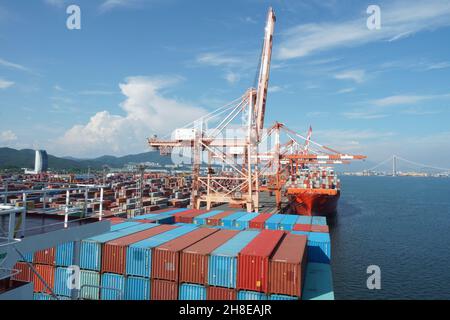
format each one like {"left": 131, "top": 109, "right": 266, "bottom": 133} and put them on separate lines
{"left": 0, "top": 147, "right": 173, "bottom": 170}
{"left": 0, "top": 147, "right": 373, "bottom": 172}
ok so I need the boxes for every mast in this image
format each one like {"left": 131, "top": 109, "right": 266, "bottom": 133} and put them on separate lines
{"left": 255, "top": 7, "right": 276, "bottom": 142}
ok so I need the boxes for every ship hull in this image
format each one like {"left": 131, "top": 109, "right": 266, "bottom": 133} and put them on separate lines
{"left": 287, "top": 189, "right": 340, "bottom": 217}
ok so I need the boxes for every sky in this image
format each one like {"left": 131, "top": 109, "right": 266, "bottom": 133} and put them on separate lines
{"left": 0, "top": 0, "right": 450, "bottom": 168}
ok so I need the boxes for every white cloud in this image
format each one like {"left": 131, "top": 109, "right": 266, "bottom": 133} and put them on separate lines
{"left": 195, "top": 52, "right": 250, "bottom": 85}
{"left": 313, "top": 129, "right": 395, "bottom": 154}
{"left": 224, "top": 71, "right": 240, "bottom": 85}
{"left": 0, "top": 57, "right": 30, "bottom": 72}
{"left": 99, "top": 0, "right": 141, "bottom": 12}
{"left": 334, "top": 69, "right": 365, "bottom": 83}
{"left": 336, "top": 87, "right": 355, "bottom": 94}
{"left": 424, "top": 61, "right": 450, "bottom": 70}
{"left": 307, "top": 111, "right": 329, "bottom": 117}
{"left": 277, "top": 0, "right": 450, "bottom": 59}
{"left": 268, "top": 86, "right": 283, "bottom": 93}
{"left": 316, "top": 129, "right": 395, "bottom": 141}
{"left": 343, "top": 92, "right": 450, "bottom": 119}
{"left": 43, "top": 0, "right": 66, "bottom": 7}
{"left": 371, "top": 95, "right": 429, "bottom": 107}
{"left": 241, "top": 16, "right": 257, "bottom": 24}
{"left": 342, "top": 111, "right": 388, "bottom": 120}
{"left": 79, "top": 90, "right": 117, "bottom": 95}
{"left": 370, "top": 94, "right": 450, "bottom": 107}
{"left": 0, "top": 130, "right": 18, "bottom": 144}
{"left": 0, "top": 78, "right": 14, "bottom": 89}
{"left": 196, "top": 53, "right": 242, "bottom": 67}
{"left": 54, "top": 76, "right": 207, "bottom": 157}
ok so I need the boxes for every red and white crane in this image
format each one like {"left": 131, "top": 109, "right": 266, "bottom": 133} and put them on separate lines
{"left": 149, "top": 8, "right": 276, "bottom": 212}
{"left": 257, "top": 122, "right": 366, "bottom": 209}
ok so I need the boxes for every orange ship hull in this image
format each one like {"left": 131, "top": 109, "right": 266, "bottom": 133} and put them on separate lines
{"left": 287, "top": 188, "right": 340, "bottom": 216}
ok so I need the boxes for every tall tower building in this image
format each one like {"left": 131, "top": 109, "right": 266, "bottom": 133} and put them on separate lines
{"left": 34, "top": 150, "right": 48, "bottom": 173}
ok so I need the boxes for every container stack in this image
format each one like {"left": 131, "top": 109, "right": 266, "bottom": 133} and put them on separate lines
{"left": 14, "top": 209, "right": 333, "bottom": 301}
{"left": 285, "top": 167, "right": 340, "bottom": 190}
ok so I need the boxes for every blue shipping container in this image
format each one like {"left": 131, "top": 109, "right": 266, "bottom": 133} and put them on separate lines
{"left": 193, "top": 210, "right": 223, "bottom": 225}
{"left": 126, "top": 276, "right": 150, "bottom": 300}
{"left": 292, "top": 231, "right": 331, "bottom": 264}
{"left": 265, "top": 214, "right": 285, "bottom": 230}
{"left": 237, "top": 291, "right": 268, "bottom": 300}
{"left": 133, "top": 208, "right": 189, "bottom": 220}
{"left": 296, "top": 216, "right": 312, "bottom": 225}
{"left": 101, "top": 273, "right": 126, "bottom": 300}
{"left": 235, "top": 213, "right": 259, "bottom": 230}
{"left": 80, "top": 223, "right": 158, "bottom": 271}
{"left": 221, "top": 211, "right": 248, "bottom": 228}
{"left": 55, "top": 242, "right": 74, "bottom": 267}
{"left": 79, "top": 270, "right": 100, "bottom": 300}
{"left": 279, "top": 215, "right": 298, "bottom": 231}
{"left": 269, "top": 294, "right": 298, "bottom": 300}
{"left": 179, "top": 283, "right": 207, "bottom": 300}
{"left": 148, "top": 215, "right": 174, "bottom": 224}
{"left": 302, "top": 263, "right": 334, "bottom": 300}
{"left": 33, "top": 293, "right": 53, "bottom": 300}
{"left": 54, "top": 267, "right": 71, "bottom": 297}
{"left": 126, "top": 225, "right": 198, "bottom": 277}
{"left": 110, "top": 221, "right": 142, "bottom": 231}
{"left": 208, "top": 230, "right": 259, "bottom": 288}
{"left": 312, "top": 216, "right": 327, "bottom": 226}
{"left": 20, "top": 252, "right": 34, "bottom": 263}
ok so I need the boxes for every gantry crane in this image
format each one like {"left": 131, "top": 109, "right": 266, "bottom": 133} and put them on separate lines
{"left": 257, "top": 122, "right": 366, "bottom": 210}
{"left": 149, "top": 8, "right": 276, "bottom": 212}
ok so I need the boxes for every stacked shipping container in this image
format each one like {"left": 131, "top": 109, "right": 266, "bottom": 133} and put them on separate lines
{"left": 237, "top": 230, "right": 285, "bottom": 293}
{"left": 18, "top": 210, "right": 333, "bottom": 301}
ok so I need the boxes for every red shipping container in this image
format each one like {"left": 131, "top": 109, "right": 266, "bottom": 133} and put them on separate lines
{"left": 33, "top": 264, "right": 55, "bottom": 293}
{"left": 249, "top": 213, "right": 273, "bottom": 229}
{"left": 206, "top": 211, "right": 236, "bottom": 226}
{"left": 180, "top": 230, "right": 239, "bottom": 284}
{"left": 207, "top": 286, "right": 237, "bottom": 300}
{"left": 268, "top": 233, "right": 307, "bottom": 297}
{"left": 151, "top": 228, "right": 219, "bottom": 282}
{"left": 237, "top": 230, "right": 285, "bottom": 293}
{"left": 310, "top": 225, "right": 330, "bottom": 233}
{"left": 149, "top": 208, "right": 174, "bottom": 214}
{"left": 12, "top": 262, "right": 32, "bottom": 282}
{"left": 174, "top": 209, "right": 208, "bottom": 224}
{"left": 293, "top": 224, "right": 311, "bottom": 232}
{"left": 102, "top": 224, "right": 177, "bottom": 274}
{"left": 33, "top": 247, "right": 56, "bottom": 265}
{"left": 151, "top": 279, "right": 178, "bottom": 300}
{"left": 108, "top": 217, "right": 126, "bottom": 225}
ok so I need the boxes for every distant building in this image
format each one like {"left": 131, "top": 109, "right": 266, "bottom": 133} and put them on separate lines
{"left": 35, "top": 150, "right": 48, "bottom": 173}
{"left": 25, "top": 150, "right": 48, "bottom": 174}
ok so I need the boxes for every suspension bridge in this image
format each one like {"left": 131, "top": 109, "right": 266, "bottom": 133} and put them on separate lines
{"left": 366, "top": 155, "right": 450, "bottom": 176}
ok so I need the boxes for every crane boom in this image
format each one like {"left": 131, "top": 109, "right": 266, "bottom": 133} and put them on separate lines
{"left": 255, "top": 7, "right": 276, "bottom": 141}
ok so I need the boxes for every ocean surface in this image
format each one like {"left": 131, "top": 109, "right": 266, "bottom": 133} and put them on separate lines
{"left": 332, "top": 176, "right": 450, "bottom": 300}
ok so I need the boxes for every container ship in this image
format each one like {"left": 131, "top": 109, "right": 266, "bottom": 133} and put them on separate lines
{"left": 286, "top": 167, "right": 340, "bottom": 217}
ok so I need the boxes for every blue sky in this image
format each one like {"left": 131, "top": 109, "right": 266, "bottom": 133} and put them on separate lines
{"left": 1, "top": 0, "right": 450, "bottom": 167}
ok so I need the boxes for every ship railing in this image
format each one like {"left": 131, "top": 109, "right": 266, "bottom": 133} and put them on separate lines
{"left": 0, "top": 267, "right": 21, "bottom": 281}
{"left": 13, "top": 247, "right": 60, "bottom": 299}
